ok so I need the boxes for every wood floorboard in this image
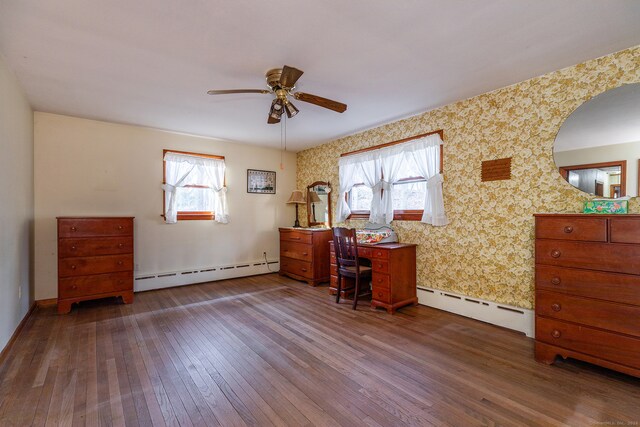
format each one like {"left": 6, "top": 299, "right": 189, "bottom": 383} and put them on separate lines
{"left": 1, "top": 273, "right": 640, "bottom": 426}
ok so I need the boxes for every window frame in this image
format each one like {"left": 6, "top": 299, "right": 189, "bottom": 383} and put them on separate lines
{"left": 162, "top": 149, "right": 226, "bottom": 221}
{"left": 342, "top": 130, "right": 443, "bottom": 221}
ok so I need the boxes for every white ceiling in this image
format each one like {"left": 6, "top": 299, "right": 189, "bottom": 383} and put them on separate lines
{"left": 1, "top": 1, "right": 639, "bottom": 152}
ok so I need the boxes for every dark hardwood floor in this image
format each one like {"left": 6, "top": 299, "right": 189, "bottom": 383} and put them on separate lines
{"left": 1, "top": 273, "right": 639, "bottom": 426}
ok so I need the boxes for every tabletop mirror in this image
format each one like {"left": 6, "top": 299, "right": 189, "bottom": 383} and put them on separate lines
{"left": 307, "top": 181, "right": 332, "bottom": 227}
{"left": 553, "top": 83, "right": 640, "bottom": 198}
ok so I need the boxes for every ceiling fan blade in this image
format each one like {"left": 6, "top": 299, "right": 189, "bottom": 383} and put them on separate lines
{"left": 207, "top": 89, "right": 270, "bottom": 95}
{"left": 293, "top": 92, "right": 347, "bottom": 113}
{"left": 267, "top": 114, "right": 280, "bottom": 124}
{"left": 279, "top": 65, "right": 304, "bottom": 88}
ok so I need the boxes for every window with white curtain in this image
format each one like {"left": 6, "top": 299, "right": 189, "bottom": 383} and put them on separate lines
{"left": 162, "top": 150, "right": 229, "bottom": 224}
{"left": 337, "top": 132, "right": 447, "bottom": 225}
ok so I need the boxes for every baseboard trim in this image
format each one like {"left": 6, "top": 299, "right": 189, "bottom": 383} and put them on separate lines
{"left": 417, "top": 286, "right": 534, "bottom": 338}
{"left": 134, "top": 259, "right": 280, "bottom": 292}
{"left": 0, "top": 302, "right": 37, "bottom": 366}
{"left": 36, "top": 298, "right": 57, "bottom": 308}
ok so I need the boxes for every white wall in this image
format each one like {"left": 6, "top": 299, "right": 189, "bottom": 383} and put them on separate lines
{"left": 0, "top": 55, "right": 34, "bottom": 350}
{"left": 34, "top": 113, "right": 297, "bottom": 300}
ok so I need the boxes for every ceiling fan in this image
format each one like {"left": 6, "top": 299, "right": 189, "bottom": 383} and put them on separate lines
{"left": 207, "top": 65, "right": 347, "bottom": 124}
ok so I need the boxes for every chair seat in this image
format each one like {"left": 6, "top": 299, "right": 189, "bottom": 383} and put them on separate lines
{"left": 338, "top": 265, "right": 372, "bottom": 278}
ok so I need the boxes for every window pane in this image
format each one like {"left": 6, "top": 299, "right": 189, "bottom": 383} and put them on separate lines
{"left": 392, "top": 180, "right": 426, "bottom": 210}
{"left": 349, "top": 185, "right": 373, "bottom": 211}
{"left": 175, "top": 187, "right": 214, "bottom": 212}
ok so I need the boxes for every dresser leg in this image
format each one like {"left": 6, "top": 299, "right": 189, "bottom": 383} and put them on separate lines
{"left": 121, "top": 292, "right": 134, "bottom": 305}
{"left": 57, "top": 300, "right": 72, "bottom": 314}
{"left": 534, "top": 341, "right": 558, "bottom": 365}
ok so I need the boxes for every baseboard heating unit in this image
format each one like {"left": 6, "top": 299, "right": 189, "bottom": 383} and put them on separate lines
{"left": 134, "top": 260, "right": 279, "bottom": 292}
{"left": 417, "top": 286, "right": 534, "bottom": 338}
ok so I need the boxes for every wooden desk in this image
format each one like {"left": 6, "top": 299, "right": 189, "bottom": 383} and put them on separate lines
{"left": 329, "top": 241, "right": 417, "bottom": 313}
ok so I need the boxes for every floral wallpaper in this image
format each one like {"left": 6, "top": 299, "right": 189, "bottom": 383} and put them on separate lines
{"left": 297, "top": 46, "right": 640, "bottom": 309}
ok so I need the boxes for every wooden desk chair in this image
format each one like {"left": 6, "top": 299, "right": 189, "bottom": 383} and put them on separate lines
{"left": 332, "top": 227, "right": 372, "bottom": 310}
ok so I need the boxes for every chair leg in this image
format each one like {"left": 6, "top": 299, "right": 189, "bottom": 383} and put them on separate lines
{"left": 352, "top": 275, "right": 359, "bottom": 310}
{"left": 335, "top": 273, "right": 341, "bottom": 304}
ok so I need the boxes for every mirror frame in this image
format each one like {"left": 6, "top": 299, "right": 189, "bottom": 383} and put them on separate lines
{"left": 306, "top": 181, "right": 332, "bottom": 228}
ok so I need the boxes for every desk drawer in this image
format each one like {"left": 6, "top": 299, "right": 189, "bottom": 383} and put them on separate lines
{"left": 280, "top": 257, "right": 313, "bottom": 279}
{"left": 372, "top": 259, "right": 389, "bottom": 274}
{"left": 280, "top": 241, "right": 312, "bottom": 262}
{"left": 59, "top": 237, "right": 133, "bottom": 258}
{"left": 58, "top": 218, "right": 133, "bottom": 238}
{"left": 536, "top": 316, "right": 640, "bottom": 369}
{"left": 59, "top": 254, "right": 133, "bottom": 277}
{"left": 280, "top": 230, "right": 312, "bottom": 244}
{"left": 536, "top": 290, "right": 640, "bottom": 337}
{"left": 370, "top": 247, "right": 389, "bottom": 259}
{"left": 372, "top": 287, "right": 391, "bottom": 303}
{"left": 535, "top": 240, "right": 640, "bottom": 275}
{"left": 535, "top": 264, "right": 640, "bottom": 306}
{"left": 358, "top": 247, "right": 372, "bottom": 258}
{"left": 535, "top": 217, "right": 607, "bottom": 242}
{"left": 59, "top": 271, "right": 132, "bottom": 298}
{"left": 372, "top": 273, "right": 390, "bottom": 290}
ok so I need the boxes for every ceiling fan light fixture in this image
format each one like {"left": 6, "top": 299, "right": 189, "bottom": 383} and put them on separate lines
{"left": 284, "top": 100, "right": 299, "bottom": 118}
{"left": 269, "top": 99, "right": 284, "bottom": 120}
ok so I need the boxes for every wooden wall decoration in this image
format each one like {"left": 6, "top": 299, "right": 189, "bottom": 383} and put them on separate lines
{"left": 481, "top": 157, "right": 512, "bottom": 182}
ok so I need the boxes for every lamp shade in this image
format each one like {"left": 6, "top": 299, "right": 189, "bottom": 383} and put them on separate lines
{"left": 308, "top": 191, "right": 322, "bottom": 203}
{"left": 286, "top": 190, "right": 306, "bottom": 204}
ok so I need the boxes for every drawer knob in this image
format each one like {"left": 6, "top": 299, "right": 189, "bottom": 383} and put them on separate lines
{"left": 377, "top": 292, "right": 383, "bottom": 298}
{"left": 376, "top": 252, "right": 382, "bottom": 256}
{"left": 551, "top": 303, "right": 561, "bottom": 312}
{"left": 378, "top": 278, "right": 383, "bottom": 283}
{"left": 70, "top": 226, "right": 77, "bottom": 232}
{"left": 72, "top": 285, "right": 77, "bottom": 290}
{"left": 303, "top": 252, "right": 308, "bottom": 256}
{"left": 551, "top": 277, "right": 561, "bottom": 285}
{"left": 117, "top": 261, "right": 123, "bottom": 265}
{"left": 551, "top": 329, "right": 561, "bottom": 338}
{"left": 292, "top": 237, "right": 301, "bottom": 240}
{"left": 118, "top": 280, "right": 124, "bottom": 284}
{"left": 378, "top": 263, "right": 383, "bottom": 268}
{"left": 551, "top": 250, "right": 561, "bottom": 258}
{"left": 71, "top": 265, "right": 76, "bottom": 270}
{"left": 118, "top": 225, "right": 123, "bottom": 230}
{"left": 118, "top": 243, "right": 124, "bottom": 248}
{"left": 71, "top": 246, "right": 77, "bottom": 251}
{"left": 301, "top": 268, "right": 308, "bottom": 272}
{"left": 563, "top": 226, "right": 573, "bottom": 233}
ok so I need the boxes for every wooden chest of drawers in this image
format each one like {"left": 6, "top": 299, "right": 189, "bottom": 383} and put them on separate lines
{"left": 279, "top": 228, "right": 332, "bottom": 286}
{"left": 534, "top": 214, "right": 640, "bottom": 377}
{"left": 329, "top": 241, "right": 417, "bottom": 313}
{"left": 57, "top": 217, "right": 135, "bottom": 313}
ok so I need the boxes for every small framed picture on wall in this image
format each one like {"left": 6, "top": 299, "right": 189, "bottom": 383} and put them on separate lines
{"left": 247, "top": 169, "right": 276, "bottom": 194}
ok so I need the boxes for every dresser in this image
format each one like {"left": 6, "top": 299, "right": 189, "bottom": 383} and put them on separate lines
{"left": 57, "top": 217, "right": 135, "bottom": 314}
{"left": 329, "top": 242, "right": 417, "bottom": 313}
{"left": 279, "top": 228, "right": 332, "bottom": 286}
{"left": 534, "top": 214, "right": 640, "bottom": 377}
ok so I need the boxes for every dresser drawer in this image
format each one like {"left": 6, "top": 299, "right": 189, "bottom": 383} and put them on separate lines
{"left": 535, "top": 217, "right": 607, "bottom": 242}
{"left": 280, "top": 256, "right": 313, "bottom": 279}
{"left": 536, "top": 290, "right": 640, "bottom": 337}
{"left": 535, "top": 240, "right": 640, "bottom": 275}
{"left": 280, "top": 240, "right": 312, "bottom": 262}
{"left": 536, "top": 316, "right": 640, "bottom": 369}
{"left": 535, "top": 265, "right": 640, "bottom": 306}
{"left": 59, "top": 254, "right": 134, "bottom": 277}
{"left": 58, "top": 218, "right": 133, "bottom": 238}
{"left": 372, "top": 273, "right": 390, "bottom": 290}
{"left": 59, "top": 237, "right": 133, "bottom": 258}
{"left": 279, "top": 230, "right": 312, "bottom": 244}
{"left": 59, "top": 272, "right": 132, "bottom": 298}
{"left": 610, "top": 218, "right": 640, "bottom": 244}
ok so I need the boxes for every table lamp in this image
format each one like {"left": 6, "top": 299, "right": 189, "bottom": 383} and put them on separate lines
{"left": 308, "top": 190, "right": 322, "bottom": 223}
{"left": 286, "top": 190, "right": 306, "bottom": 227}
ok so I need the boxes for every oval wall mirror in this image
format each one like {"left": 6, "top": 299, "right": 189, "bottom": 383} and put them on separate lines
{"left": 554, "top": 83, "right": 640, "bottom": 198}
{"left": 307, "top": 181, "right": 332, "bottom": 227}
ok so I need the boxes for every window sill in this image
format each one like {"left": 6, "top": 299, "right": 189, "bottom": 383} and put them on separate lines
{"left": 347, "top": 210, "right": 424, "bottom": 222}
{"left": 160, "top": 212, "right": 215, "bottom": 221}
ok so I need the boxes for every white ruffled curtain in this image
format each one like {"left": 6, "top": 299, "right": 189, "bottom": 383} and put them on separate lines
{"left": 403, "top": 134, "right": 448, "bottom": 226}
{"left": 336, "top": 133, "right": 447, "bottom": 226}
{"left": 162, "top": 152, "right": 229, "bottom": 224}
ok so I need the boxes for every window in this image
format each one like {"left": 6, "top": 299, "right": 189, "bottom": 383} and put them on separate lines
{"left": 337, "top": 131, "right": 447, "bottom": 225}
{"left": 162, "top": 150, "right": 228, "bottom": 223}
